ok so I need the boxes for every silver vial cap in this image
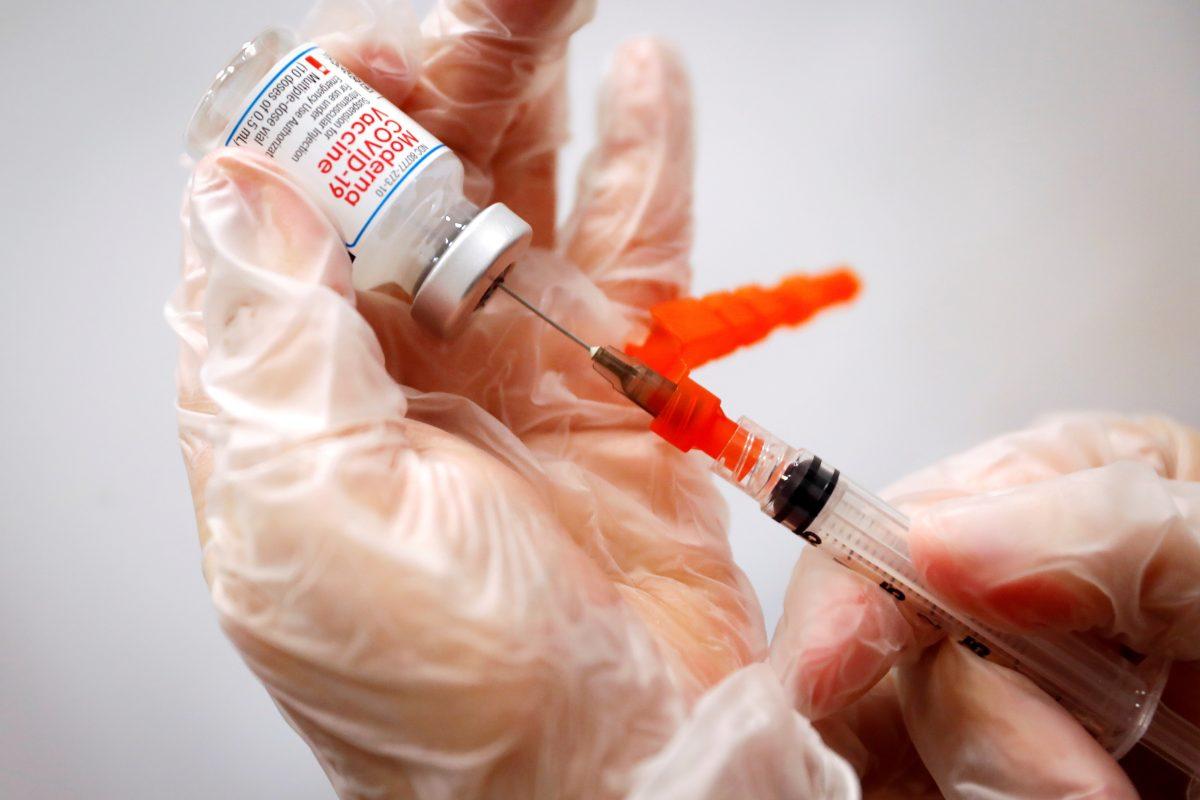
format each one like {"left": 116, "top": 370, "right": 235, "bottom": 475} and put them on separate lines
{"left": 410, "top": 203, "right": 532, "bottom": 338}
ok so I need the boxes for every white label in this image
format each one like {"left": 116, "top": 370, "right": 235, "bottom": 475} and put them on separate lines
{"left": 221, "top": 44, "right": 446, "bottom": 255}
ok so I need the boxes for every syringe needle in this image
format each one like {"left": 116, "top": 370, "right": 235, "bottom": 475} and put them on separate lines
{"left": 496, "top": 283, "right": 593, "bottom": 351}
{"left": 495, "top": 281, "right": 676, "bottom": 416}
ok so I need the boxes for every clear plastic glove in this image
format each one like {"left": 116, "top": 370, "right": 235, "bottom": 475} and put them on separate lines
{"left": 167, "top": 0, "right": 858, "bottom": 797}
{"left": 770, "top": 412, "right": 1200, "bottom": 798}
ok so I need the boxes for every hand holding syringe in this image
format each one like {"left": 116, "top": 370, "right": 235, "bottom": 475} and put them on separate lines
{"left": 498, "top": 283, "right": 1200, "bottom": 779}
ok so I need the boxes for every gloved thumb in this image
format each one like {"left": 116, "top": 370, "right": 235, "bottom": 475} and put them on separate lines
{"left": 187, "top": 148, "right": 405, "bottom": 438}
{"left": 908, "top": 461, "right": 1200, "bottom": 659}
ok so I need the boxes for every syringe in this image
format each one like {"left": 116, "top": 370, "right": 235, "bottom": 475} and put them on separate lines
{"left": 498, "top": 283, "right": 1200, "bottom": 778}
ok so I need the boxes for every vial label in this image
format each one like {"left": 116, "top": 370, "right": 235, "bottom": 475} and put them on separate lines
{"left": 220, "top": 44, "right": 447, "bottom": 256}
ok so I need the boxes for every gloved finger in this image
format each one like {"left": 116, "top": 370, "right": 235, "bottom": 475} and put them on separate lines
{"left": 625, "top": 664, "right": 860, "bottom": 799}
{"left": 405, "top": 0, "right": 594, "bottom": 220}
{"left": 302, "top": 0, "right": 423, "bottom": 107}
{"left": 769, "top": 548, "right": 916, "bottom": 721}
{"left": 187, "top": 149, "right": 403, "bottom": 433}
{"left": 561, "top": 38, "right": 694, "bottom": 313}
{"left": 171, "top": 146, "right": 375, "bottom": 569}
{"left": 813, "top": 676, "right": 941, "bottom": 798}
{"left": 885, "top": 412, "right": 1200, "bottom": 518}
{"left": 896, "top": 641, "right": 1137, "bottom": 799}
{"left": 908, "top": 461, "right": 1200, "bottom": 659}
{"left": 488, "top": 79, "right": 563, "bottom": 245}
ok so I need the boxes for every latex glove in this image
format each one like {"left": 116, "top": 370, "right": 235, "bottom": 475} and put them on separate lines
{"left": 167, "top": 1, "right": 858, "bottom": 797}
{"left": 770, "top": 412, "right": 1200, "bottom": 798}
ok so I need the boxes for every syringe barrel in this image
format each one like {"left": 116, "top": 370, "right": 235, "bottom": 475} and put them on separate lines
{"left": 714, "top": 417, "right": 1191, "bottom": 768}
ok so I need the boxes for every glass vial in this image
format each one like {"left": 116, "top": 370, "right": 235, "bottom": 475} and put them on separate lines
{"left": 186, "top": 28, "right": 531, "bottom": 337}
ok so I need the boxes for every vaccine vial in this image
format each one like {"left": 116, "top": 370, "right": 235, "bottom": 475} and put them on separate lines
{"left": 186, "top": 28, "right": 532, "bottom": 338}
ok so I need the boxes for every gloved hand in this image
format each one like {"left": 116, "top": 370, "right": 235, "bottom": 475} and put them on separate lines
{"left": 167, "top": 0, "right": 858, "bottom": 797}
{"left": 770, "top": 412, "right": 1200, "bottom": 798}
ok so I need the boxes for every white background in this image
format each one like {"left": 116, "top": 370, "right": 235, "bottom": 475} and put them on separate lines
{"left": 1, "top": 1, "right": 1197, "bottom": 797}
